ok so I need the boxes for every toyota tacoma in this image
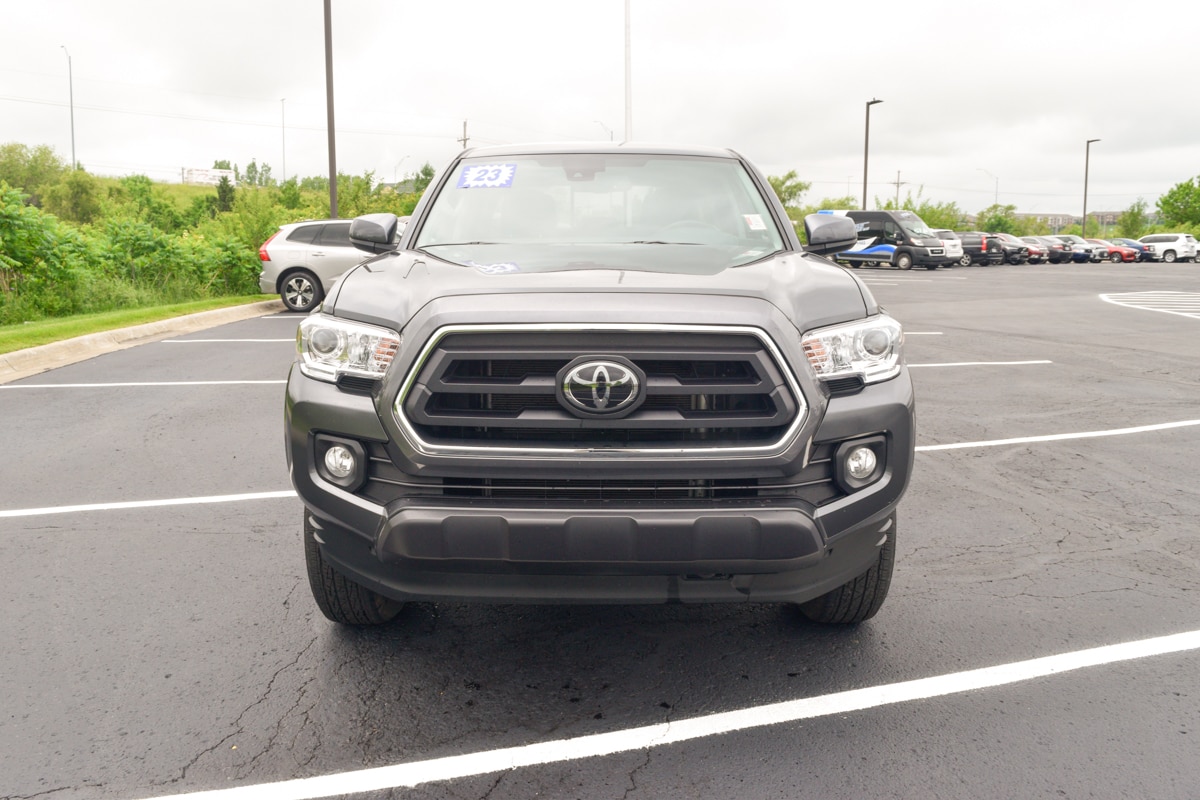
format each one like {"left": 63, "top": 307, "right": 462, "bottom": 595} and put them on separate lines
{"left": 286, "top": 143, "right": 915, "bottom": 626}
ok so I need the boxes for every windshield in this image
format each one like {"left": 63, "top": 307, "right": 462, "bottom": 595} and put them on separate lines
{"left": 893, "top": 211, "right": 936, "bottom": 239}
{"left": 413, "top": 153, "right": 785, "bottom": 272}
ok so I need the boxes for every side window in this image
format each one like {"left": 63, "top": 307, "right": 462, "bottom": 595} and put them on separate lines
{"left": 883, "top": 221, "right": 900, "bottom": 241}
{"left": 286, "top": 225, "right": 320, "bottom": 245}
{"left": 317, "top": 222, "right": 353, "bottom": 246}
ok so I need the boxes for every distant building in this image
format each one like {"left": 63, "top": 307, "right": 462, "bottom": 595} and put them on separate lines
{"left": 183, "top": 168, "right": 237, "bottom": 186}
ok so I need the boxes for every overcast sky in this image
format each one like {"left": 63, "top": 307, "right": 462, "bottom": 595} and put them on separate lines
{"left": 3, "top": 0, "right": 1195, "bottom": 216}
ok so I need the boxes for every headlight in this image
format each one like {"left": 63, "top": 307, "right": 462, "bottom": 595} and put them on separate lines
{"left": 801, "top": 315, "right": 903, "bottom": 384}
{"left": 297, "top": 315, "right": 400, "bottom": 383}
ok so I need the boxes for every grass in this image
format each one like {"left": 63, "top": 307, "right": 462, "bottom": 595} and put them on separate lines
{"left": 0, "top": 296, "right": 274, "bottom": 355}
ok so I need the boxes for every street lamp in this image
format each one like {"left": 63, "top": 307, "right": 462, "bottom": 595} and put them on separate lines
{"left": 1082, "top": 138, "right": 1100, "bottom": 238}
{"left": 862, "top": 98, "right": 882, "bottom": 210}
{"left": 60, "top": 46, "right": 75, "bottom": 170}
{"left": 978, "top": 168, "right": 998, "bottom": 205}
{"left": 280, "top": 98, "right": 286, "bottom": 182}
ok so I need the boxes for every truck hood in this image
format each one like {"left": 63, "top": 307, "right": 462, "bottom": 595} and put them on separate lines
{"left": 324, "top": 244, "right": 876, "bottom": 335}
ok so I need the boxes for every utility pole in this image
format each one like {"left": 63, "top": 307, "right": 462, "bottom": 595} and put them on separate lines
{"left": 457, "top": 120, "right": 469, "bottom": 149}
{"left": 892, "top": 170, "right": 907, "bottom": 207}
{"left": 60, "top": 46, "right": 75, "bottom": 170}
{"left": 281, "top": 98, "right": 286, "bottom": 183}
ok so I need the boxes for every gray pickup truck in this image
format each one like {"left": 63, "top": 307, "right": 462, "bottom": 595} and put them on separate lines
{"left": 286, "top": 143, "right": 915, "bottom": 627}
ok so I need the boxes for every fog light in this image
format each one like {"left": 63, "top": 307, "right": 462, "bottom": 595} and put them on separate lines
{"left": 324, "top": 445, "right": 356, "bottom": 479}
{"left": 846, "top": 446, "right": 877, "bottom": 479}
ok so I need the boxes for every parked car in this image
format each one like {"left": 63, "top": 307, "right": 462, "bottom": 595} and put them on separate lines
{"left": 953, "top": 231, "right": 1004, "bottom": 266}
{"left": 1138, "top": 233, "right": 1198, "bottom": 263}
{"left": 1019, "top": 237, "right": 1048, "bottom": 264}
{"left": 1049, "top": 234, "right": 1103, "bottom": 263}
{"left": 1086, "top": 238, "right": 1138, "bottom": 263}
{"left": 933, "top": 229, "right": 963, "bottom": 265}
{"left": 288, "top": 142, "right": 915, "bottom": 626}
{"left": 990, "top": 232, "right": 1030, "bottom": 265}
{"left": 1027, "top": 236, "right": 1072, "bottom": 264}
{"left": 258, "top": 220, "right": 370, "bottom": 312}
{"left": 1108, "top": 237, "right": 1153, "bottom": 262}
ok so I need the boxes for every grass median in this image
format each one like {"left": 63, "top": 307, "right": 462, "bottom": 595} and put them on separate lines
{"left": 0, "top": 296, "right": 274, "bottom": 355}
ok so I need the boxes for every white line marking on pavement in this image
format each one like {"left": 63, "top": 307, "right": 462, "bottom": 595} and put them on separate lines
{"left": 908, "top": 360, "right": 1052, "bottom": 368}
{"left": 916, "top": 419, "right": 1200, "bottom": 452}
{"left": 0, "top": 380, "right": 287, "bottom": 389}
{"left": 0, "top": 491, "right": 297, "bottom": 519}
{"left": 5, "top": 420, "right": 1199, "bottom": 518}
{"left": 1100, "top": 291, "right": 1200, "bottom": 319}
{"left": 161, "top": 339, "right": 294, "bottom": 343}
{"left": 132, "top": 628, "right": 1200, "bottom": 800}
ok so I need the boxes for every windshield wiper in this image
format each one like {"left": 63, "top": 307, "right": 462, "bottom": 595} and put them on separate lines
{"left": 626, "top": 240, "right": 702, "bottom": 245}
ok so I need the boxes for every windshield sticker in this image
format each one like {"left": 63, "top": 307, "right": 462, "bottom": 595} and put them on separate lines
{"left": 472, "top": 262, "right": 521, "bottom": 275}
{"left": 743, "top": 214, "right": 767, "bottom": 231}
{"left": 457, "top": 163, "right": 517, "bottom": 189}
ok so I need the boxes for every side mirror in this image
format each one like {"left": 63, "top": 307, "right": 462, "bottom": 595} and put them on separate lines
{"left": 349, "top": 213, "right": 400, "bottom": 254}
{"left": 802, "top": 214, "right": 857, "bottom": 256}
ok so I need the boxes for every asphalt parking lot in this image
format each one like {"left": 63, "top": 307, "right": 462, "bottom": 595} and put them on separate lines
{"left": 2, "top": 261, "right": 1199, "bottom": 800}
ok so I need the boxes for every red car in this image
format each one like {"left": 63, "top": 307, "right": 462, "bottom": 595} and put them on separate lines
{"left": 1087, "top": 238, "right": 1139, "bottom": 263}
{"left": 1021, "top": 238, "right": 1048, "bottom": 264}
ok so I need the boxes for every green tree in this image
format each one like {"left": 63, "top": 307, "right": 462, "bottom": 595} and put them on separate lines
{"left": 976, "top": 203, "right": 1020, "bottom": 234}
{"left": 1115, "top": 198, "right": 1150, "bottom": 238}
{"left": 0, "top": 143, "right": 68, "bottom": 207}
{"left": 413, "top": 162, "right": 436, "bottom": 195}
{"left": 212, "top": 159, "right": 232, "bottom": 170}
{"left": 215, "top": 176, "right": 236, "bottom": 213}
{"left": 43, "top": 169, "right": 103, "bottom": 224}
{"left": 878, "top": 189, "right": 966, "bottom": 231}
{"left": 767, "top": 170, "right": 811, "bottom": 209}
{"left": 278, "top": 177, "right": 302, "bottom": 210}
{"left": 1156, "top": 178, "right": 1200, "bottom": 227}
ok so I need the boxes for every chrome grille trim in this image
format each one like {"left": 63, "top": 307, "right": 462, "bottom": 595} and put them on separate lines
{"left": 391, "top": 324, "right": 809, "bottom": 460}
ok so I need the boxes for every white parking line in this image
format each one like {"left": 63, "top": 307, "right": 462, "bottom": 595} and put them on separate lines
{"left": 916, "top": 419, "right": 1200, "bottom": 452}
{"left": 1101, "top": 291, "right": 1200, "bottom": 319}
{"left": 133, "top": 628, "right": 1200, "bottom": 800}
{"left": 0, "top": 380, "right": 287, "bottom": 389}
{"left": 908, "top": 360, "right": 1052, "bottom": 368}
{"left": 3, "top": 420, "right": 1198, "bottom": 519}
{"left": 0, "top": 491, "right": 297, "bottom": 519}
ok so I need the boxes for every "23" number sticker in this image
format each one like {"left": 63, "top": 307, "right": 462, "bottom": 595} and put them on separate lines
{"left": 457, "top": 163, "right": 517, "bottom": 188}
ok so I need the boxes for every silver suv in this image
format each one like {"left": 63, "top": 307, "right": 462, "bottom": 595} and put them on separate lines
{"left": 1137, "top": 233, "right": 1198, "bottom": 263}
{"left": 258, "top": 220, "right": 366, "bottom": 312}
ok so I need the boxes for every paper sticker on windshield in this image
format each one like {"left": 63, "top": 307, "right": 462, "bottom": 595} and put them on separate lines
{"left": 458, "top": 163, "right": 517, "bottom": 189}
{"left": 743, "top": 214, "right": 767, "bottom": 231}
{"left": 474, "top": 262, "right": 520, "bottom": 275}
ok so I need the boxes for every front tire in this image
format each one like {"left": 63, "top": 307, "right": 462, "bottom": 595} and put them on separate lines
{"left": 281, "top": 270, "right": 324, "bottom": 313}
{"left": 1109, "top": 252, "right": 1122, "bottom": 263}
{"left": 305, "top": 515, "right": 404, "bottom": 626}
{"left": 894, "top": 252, "right": 913, "bottom": 270}
{"left": 798, "top": 518, "right": 895, "bottom": 624}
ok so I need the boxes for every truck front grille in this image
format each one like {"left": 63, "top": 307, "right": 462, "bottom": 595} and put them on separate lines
{"left": 394, "top": 327, "right": 805, "bottom": 453}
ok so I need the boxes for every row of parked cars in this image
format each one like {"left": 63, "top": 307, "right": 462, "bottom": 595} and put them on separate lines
{"left": 820, "top": 210, "right": 1199, "bottom": 271}
{"left": 944, "top": 231, "right": 1200, "bottom": 267}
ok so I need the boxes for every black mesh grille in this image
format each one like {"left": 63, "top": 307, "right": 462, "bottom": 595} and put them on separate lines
{"left": 398, "top": 329, "right": 802, "bottom": 451}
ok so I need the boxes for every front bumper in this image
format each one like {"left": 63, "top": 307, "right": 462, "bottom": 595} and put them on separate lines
{"left": 287, "top": 362, "right": 914, "bottom": 604}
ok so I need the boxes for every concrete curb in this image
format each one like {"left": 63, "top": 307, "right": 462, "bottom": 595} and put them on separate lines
{"left": 0, "top": 300, "right": 288, "bottom": 385}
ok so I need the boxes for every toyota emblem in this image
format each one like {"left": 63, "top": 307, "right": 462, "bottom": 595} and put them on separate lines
{"left": 557, "top": 358, "right": 645, "bottom": 418}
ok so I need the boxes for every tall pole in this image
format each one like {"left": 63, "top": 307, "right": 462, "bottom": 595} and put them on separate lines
{"left": 280, "top": 98, "right": 286, "bottom": 183}
{"left": 323, "top": 0, "right": 338, "bottom": 218}
{"left": 624, "top": 0, "right": 632, "bottom": 141}
{"left": 1082, "top": 138, "right": 1100, "bottom": 238}
{"left": 978, "top": 168, "right": 998, "bottom": 205}
{"left": 862, "top": 98, "right": 882, "bottom": 210}
{"left": 60, "top": 46, "right": 75, "bottom": 170}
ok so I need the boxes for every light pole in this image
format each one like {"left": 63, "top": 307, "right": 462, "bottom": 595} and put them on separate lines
{"left": 323, "top": 0, "right": 338, "bottom": 218}
{"left": 280, "top": 98, "right": 286, "bottom": 182}
{"left": 60, "top": 46, "right": 75, "bottom": 170}
{"left": 1082, "top": 138, "right": 1100, "bottom": 238}
{"left": 862, "top": 98, "right": 882, "bottom": 210}
{"left": 624, "top": 0, "right": 632, "bottom": 141}
{"left": 978, "top": 167, "right": 998, "bottom": 205}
